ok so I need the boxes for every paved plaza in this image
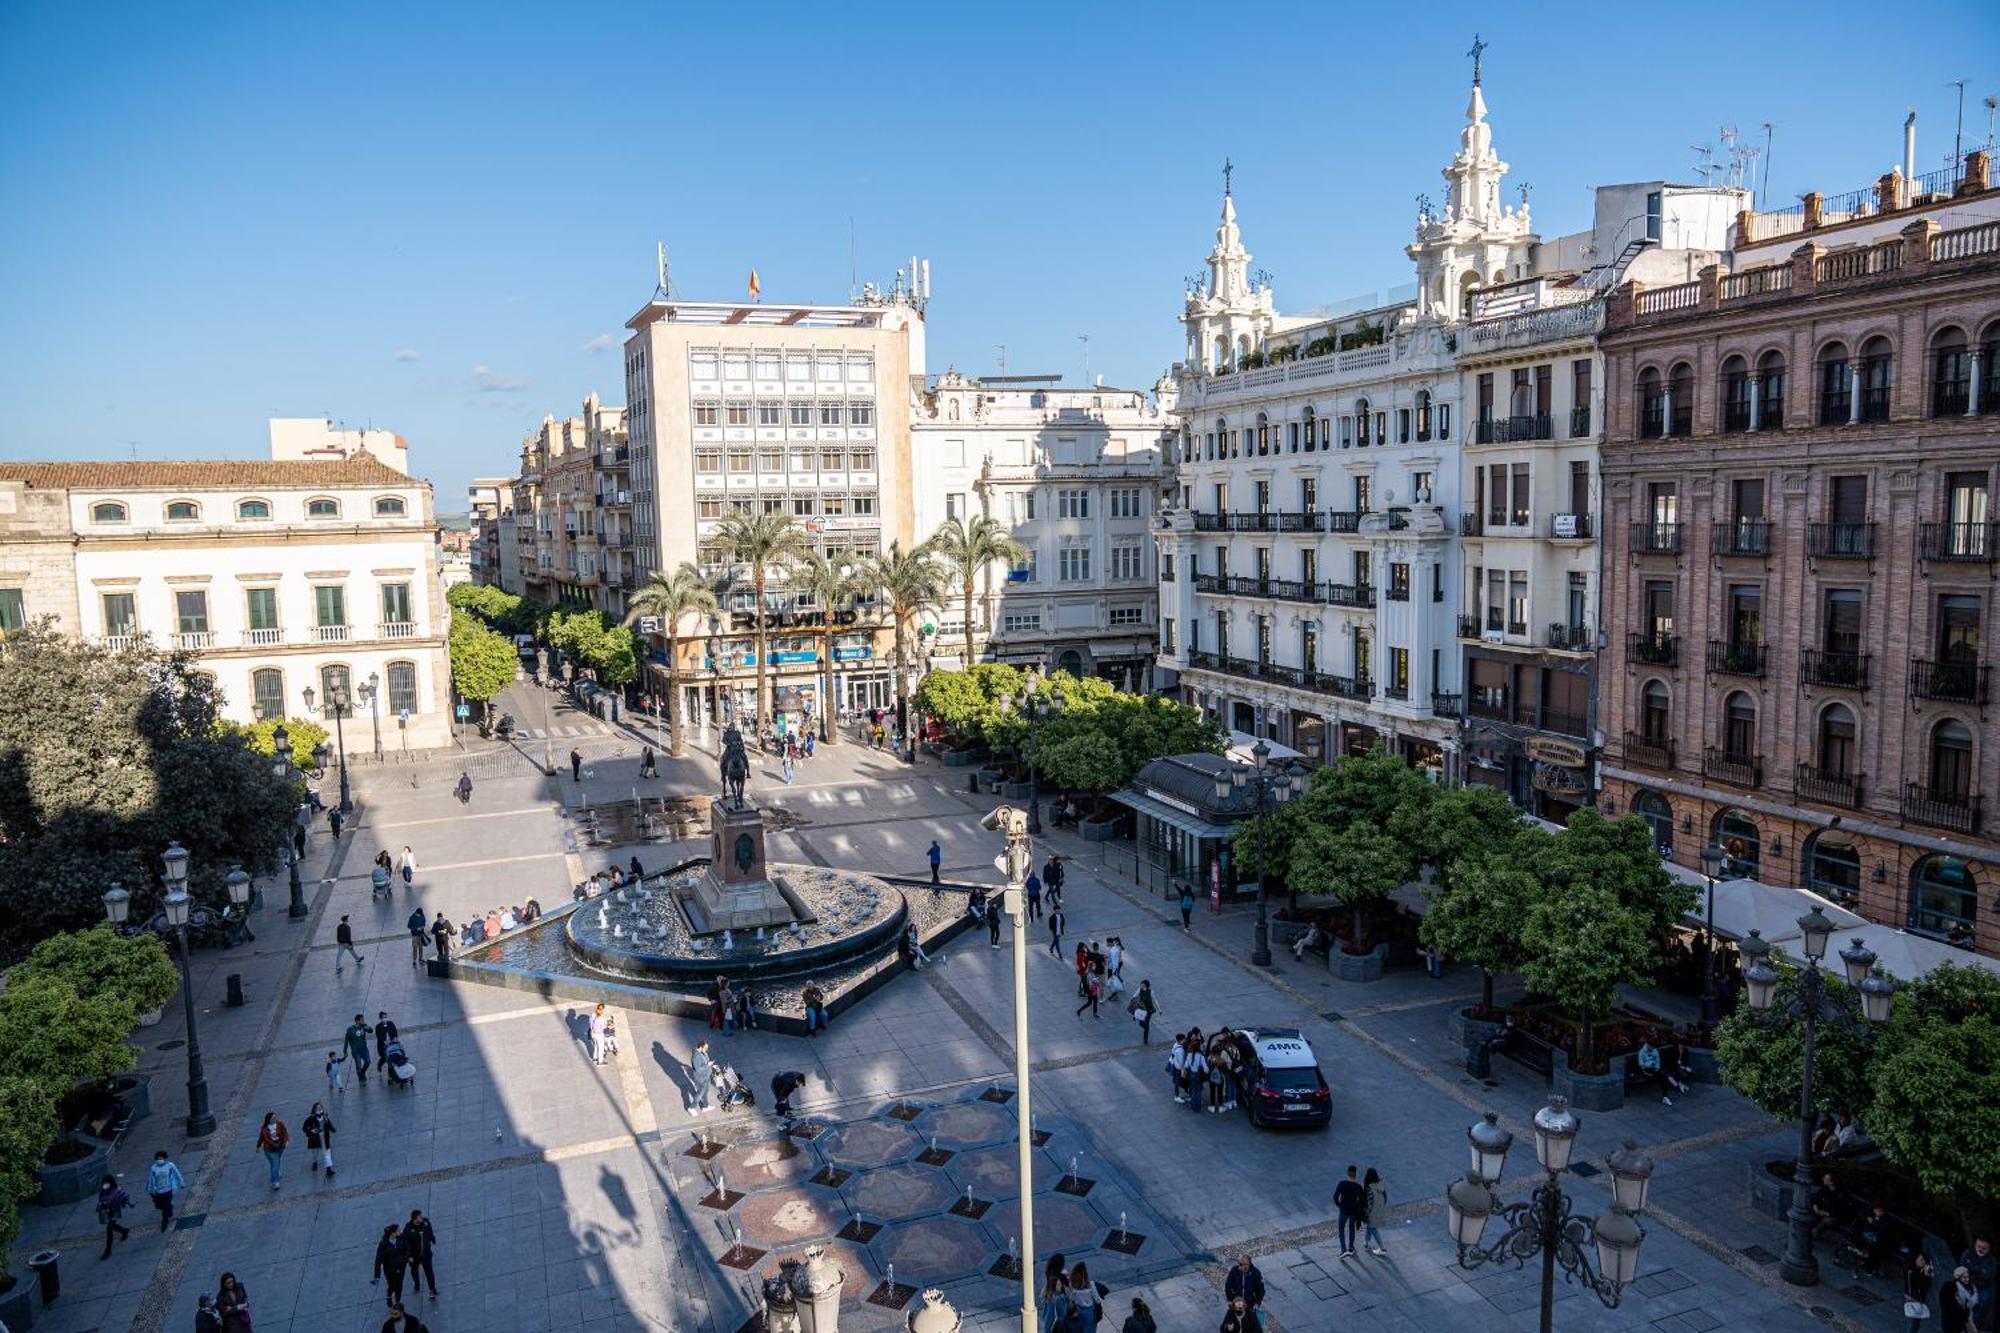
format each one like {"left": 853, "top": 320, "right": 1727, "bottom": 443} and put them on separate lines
{"left": 5, "top": 684, "right": 1921, "bottom": 1332}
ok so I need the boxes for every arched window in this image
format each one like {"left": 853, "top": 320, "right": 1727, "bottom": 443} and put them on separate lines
{"left": 1818, "top": 341, "right": 1852, "bottom": 425}
{"left": 1641, "top": 680, "right": 1670, "bottom": 742}
{"left": 1355, "top": 399, "right": 1372, "bottom": 447}
{"left": 237, "top": 499, "right": 272, "bottom": 520}
{"left": 1932, "top": 327, "right": 1971, "bottom": 417}
{"left": 1929, "top": 718, "right": 1974, "bottom": 799}
{"left": 1415, "top": 390, "right": 1432, "bottom": 441}
{"left": 1302, "top": 405, "right": 1317, "bottom": 451}
{"left": 1720, "top": 355, "right": 1752, "bottom": 432}
{"left": 1804, "top": 832, "right": 1861, "bottom": 907}
{"left": 1982, "top": 320, "right": 2000, "bottom": 415}
{"left": 91, "top": 501, "right": 128, "bottom": 524}
{"left": 1723, "top": 691, "right": 1757, "bottom": 759}
{"left": 1213, "top": 336, "right": 1229, "bottom": 372}
{"left": 1637, "top": 367, "right": 1664, "bottom": 439}
{"left": 251, "top": 668, "right": 285, "bottom": 721}
{"left": 319, "top": 664, "right": 352, "bottom": 709}
{"left": 1817, "top": 703, "right": 1857, "bottom": 778}
{"left": 1714, "top": 808, "right": 1760, "bottom": 879}
{"left": 1255, "top": 412, "right": 1269, "bottom": 455}
{"left": 1459, "top": 271, "right": 1481, "bottom": 317}
{"left": 1910, "top": 854, "right": 1976, "bottom": 938}
{"left": 1757, "top": 350, "right": 1787, "bottom": 427}
{"left": 1858, "top": 335, "right": 1893, "bottom": 422}
{"left": 306, "top": 497, "right": 340, "bottom": 519}
{"left": 373, "top": 496, "right": 408, "bottom": 517}
{"left": 1633, "top": 790, "right": 1674, "bottom": 853}
{"left": 165, "top": 500, "right": 201, "bottom": 521}
{"left": 1666, "top": 362, "right": 1694, "bottom": 437}
{"left": 386, "top": 660, "right": 419, "bottom": 714}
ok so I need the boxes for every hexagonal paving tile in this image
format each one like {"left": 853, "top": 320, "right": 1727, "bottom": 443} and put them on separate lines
{"left": 986, "top": 1194, "right": 1104, "bottom": 1255}
{"left": 842, "top": 1163, "right": 957, "bottom": 1222}
{"left": 945, "top": 1144, "right": 1055, "bottom": 1199}
{"left": 869, "top": 1216, "right": 994, "bottom": 1283}
{"left": 716, "top": 1135, "right": 819, "bottom": 1189}
{"left": 733, "top": 1187, "right": 846, "bottom": 1250}
{"left": 916, "top": 1099, "right": 1016, "bottom": 1151}
{"left": 817, "top": 1117, "right": 918, "bottom": 1169}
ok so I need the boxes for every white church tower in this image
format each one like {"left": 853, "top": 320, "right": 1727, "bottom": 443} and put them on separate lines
{"left": 1182, "top": 164, "right": 1277, "bottom": 372}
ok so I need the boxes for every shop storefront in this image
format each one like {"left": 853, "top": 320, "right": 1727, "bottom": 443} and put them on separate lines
{"left": 1109, "top": 753, "right": 1263, "bottom": 900}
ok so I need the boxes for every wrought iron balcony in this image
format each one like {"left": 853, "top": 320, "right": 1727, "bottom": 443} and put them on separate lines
{"left": 1458, "top": 614, "right": 1482, "bottom": 639}
{"left": 1460, "top": 512, "right": 1484, "bottom": 537}
{"left": 1533, "top": 705, "right": 1590, "bottom": 738}
{"left": 1325, "top": 511, "right": 1364, "bottom": 534}
{"left": 1431, "top": 691, "right": 1463, "bottom": 718}
{"left": 1193, "top": 574, "right": 1322, "bottom": 604}
{"left": 1325, "top": 582, "right": 1375, "bottom": 609}
{"left": 1919, "top": 521, "right": 1997, "bottom": 563}
{"left": 1703, "top": 748, "right": 1763, "bottom": 788}
{"left": 1623, "top": 732, "right": 1675, "bottom": 769}
{"left": 1910, "top": 657, "right": 1989, "bottom": 704}
{"left": 1807, "top": 522, "right": 1875, "bottom": 560}
{"left": 1627, "top": 631, "right": 1679, "bottom": 667}
{"left": 1468, "top": 690, "right": 1510, "bottom": 722}
{"left": 1547, "top": 513, "right": 1592, "bottom": 540}
{"left": 1277, "top": 511, "right": 1326, "bottom": 533}
{"left": 1902, "top": 783, "right": 1981, "bottom": 834}
{"left": 1191, "top": 513, "right": 1226, "bottom": 532}
{"left": 1631, "top": 522, "right": 1682, "bottom": 556}
{"left": 1475, "top": 413, "right": 1553, "bottom": 444}
{"left": 1569, "top": 404, "right": 1592, "bottom": 438}
{"left": 1796, "top": 764, "right": 1864, "bottom": 810}
{"left": 1712, "top": 519, "right": 1770, "bottom": 557}
{"left": 1383, "top": 683, "right": 1409, "bottom": 701}
{"left": 1801, "top": 649, "right": 1869, "bottom": 690}
{"left": 1385, "top": 584, "right": 1411, "bottom": 602}
{"left": 1546, "top": 622, "right": 1593, "bottom": 652}
{"left": 1706, "top": 640, "right": 1765, "bottom": 676}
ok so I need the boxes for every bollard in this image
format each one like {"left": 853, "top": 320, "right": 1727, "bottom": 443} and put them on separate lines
{"left": 28, "top": 1248, "right": 60, "bottom": 1304}
{"left": 225, "top": 974, "right": 245, "bottom": 1007}
{"left": 968, "top": 772, "right": 978, "bottom": 793}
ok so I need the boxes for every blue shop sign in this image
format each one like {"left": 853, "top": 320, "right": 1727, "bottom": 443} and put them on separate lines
{"left": 832, "top": 646, "right": 873, "bottom": 661}
{"left": 770, "top": 651, "right": 817, "bottom": 665}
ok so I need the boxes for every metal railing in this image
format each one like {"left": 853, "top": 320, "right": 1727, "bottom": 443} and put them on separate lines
{"left": 1431, "top": 692, "right": 1462, "bottom": 718}
{"left": 1458, "top": 614, "right": 1482, "bottom": 639}
{"left": 1706, "top": 639, "right": 1765, "bottom": 676}
{"left": 1807, "top": 522, "right": 1875, "bottom": 559}
{"left": 1910, "top": 657, "right": 1989, "bottom": 705}
{"left": 1534, "top": 705, "right": 1590, "bottom": 738}
{"left": 1460, "top": 512, "right": 1484, "bottom": 537}
{"left": 1631, "top": 522, "right": 1682, "bottom": 555}
{"left": 1385, "top": 584, "right": 1411, "bottom": 602}
{"left": 1932, "top": 381, "right": 1971, "bottom": 417}
{"left": 1277, "top": 512, "right": 1325, "bottom": 533}
{"left": 1325, "top": 582, "right": 1375, "bottom": 608}
{"left": 1704, "top": 748, "right": 1763, "bottom": 788}
{"left": 1723, "top": 400, "right": 1754, "bottom": 432}
{"left": 1191, "top": 513, "right": 1226, "bottom": 532}
{"left": 1623, "top": 732, "right": 1675, "bottom": 770}
{"left": 1547, "top": 513, "right": 1592, "bottom": 540}
{"left": 1712, "top": 519, "right": 1771, "bottom": 556}
{"left": 1628, "top": 632, "right": 1679, "bottom": 666}
{"left": 1468, "top": 690, "right": 1510, "bottom": 722}
{"left": 1569, "top": 404, "right": 1592, "bottom": 437}
{"left": 1860, "top": 383, "right": 1891, "bottom": 422}
{"left": 1546, "top": 622, "right": 1593, "bottom": 652}
{"left": 1902, "top": 784, "right": 1981, "bottom": 835}
{"left": 1919, "top": 521, "right": 1997, "bottom": 562}
{"left": 1325, "top": 511, "right": 1365, "bottom": 533}
{"left": 1796, "top": 764, "right": 1864, "bottom": 810}
{"left": 1475, "top": 413, "right": 1553, "bottom": 444}
{"left": 1383, "top": 683, "right": 1409, "bottom": 702}
{"left": 1801, "top": 649, "right": 1869, "bottom": 690}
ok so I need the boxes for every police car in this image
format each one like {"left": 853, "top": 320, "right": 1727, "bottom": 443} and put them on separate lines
{"left": 1231, "top": 1027, "right": 1333, "bottom": 1129}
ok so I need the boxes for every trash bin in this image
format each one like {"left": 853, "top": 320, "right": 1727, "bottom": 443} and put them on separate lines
{"left": 28, "top": 1248, "right": 59, "bottom": 1303}
{"left": 226, "top": 974, "right": 245, "bottom": 1007}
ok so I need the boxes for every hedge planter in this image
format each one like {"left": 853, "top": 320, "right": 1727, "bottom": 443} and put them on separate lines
{"left": 1683, "top": 1045, "right": 1721, "bottom": 1084}
{"left": 113, "top": 1073, "right": 151, "bottom": 1123}
{"left": 35, "top": 1133, "right": 113, "bottom": 1206}
{"left": 1454, "top": 1009, "right": 1510, "bottom": 1071}
{"left": 1332, "top": 942, "right": 1390, "bottom": 983}
{"left": 1748, "top": 1160, "right": 1797, "bottom": 1219}
{"left": 1000, "top": 780, "right": 1035, "bottom": 800}
{"left": 0, "top": 1274, "right": 33, "bottom": 1331}
{"left": 1551, "top": 1049, "right": 1626, "bottom": 1112}
{"left": 941, "top": 748, "right": 987, "bottom": 769}
{"left": 135, "top": 1005, "right": 165, "bottom": 1028}
{"left": 1079, "top": 816, "right": 1120, "bottom": 843}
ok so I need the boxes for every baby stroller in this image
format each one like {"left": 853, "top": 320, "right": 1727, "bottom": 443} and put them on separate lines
{"left": 712, "top": 1064, "right": 755, "bottom": 1111}
{"left": 383, "top": 1039, "right": 417, "bottom": 1090}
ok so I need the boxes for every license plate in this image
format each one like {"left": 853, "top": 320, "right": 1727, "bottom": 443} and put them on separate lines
{"left": 1283, "top": 1102, "right": 1309, "bottom": 1112}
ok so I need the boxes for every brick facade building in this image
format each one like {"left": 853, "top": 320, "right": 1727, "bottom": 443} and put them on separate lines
{"left": 1598, "top": 164, "right": 2000, "bottom": 956}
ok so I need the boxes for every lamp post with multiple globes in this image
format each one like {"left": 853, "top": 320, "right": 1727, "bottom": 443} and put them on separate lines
{"left": 1215, "top": 739, "right": 1305, "bottom": 969}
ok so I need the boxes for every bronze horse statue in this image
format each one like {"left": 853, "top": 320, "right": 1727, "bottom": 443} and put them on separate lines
{"left": 719, "top": 726, "right": 749, "bottom": 808}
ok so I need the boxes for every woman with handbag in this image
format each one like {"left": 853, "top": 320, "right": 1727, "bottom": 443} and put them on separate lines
{"left": 216, "top": 1272, "right": 251, "bottom": 1332}
{"left": 1129, "top": 981, "right": 1157, "bottom": 1046}
{"left": 1907, "top": 1252, "right": 1935, "bottom": 1331}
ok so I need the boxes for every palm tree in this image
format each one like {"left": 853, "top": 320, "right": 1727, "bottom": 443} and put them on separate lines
{"left": 710, "top": 512, "right": 813, "bottom": 725}
{"left": 861, "top": 541, "right": 948, "bottom": 758}
{"left": 792, "top": 549, "right": 866, "bottom": 746}
{"left": 929, "top": 514, "right": 1028, "bottom": 669}
{"left": 622, "top": 563, "right": 717, "bottom": 757}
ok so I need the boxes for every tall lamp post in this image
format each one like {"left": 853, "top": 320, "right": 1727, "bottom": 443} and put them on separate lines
{"left": 271, "top": 723, "right": 308, "bottom": 918}
{"left": 1699, "top": 842, "right": 1726, "bottom": 1025}
{"left": 535, "top": 648, "right": 556, "bottom": 775}
{"left": 105, "top": 844, "right": 221, "bottom": 1137}
{"left": 982, "top": 804, "right": 1038, "bottom": 1333}
{"left": 1009, "top": 670, "right": 1065, "bottom": 835}
{"left": 303, "top": 684, "right": 353, "bottom": 813}
{"left": 1738, "top": 913, "right": 1896, "bottom": 1287}
{"left": 1217, "top": 740, "right": 1304, "bottom": 969}
{"left": 361, "top": 671, "right": 383, "bottom": 759}
{"left": 1445, "top": 1101, "right": 1656, "bottom": 1333}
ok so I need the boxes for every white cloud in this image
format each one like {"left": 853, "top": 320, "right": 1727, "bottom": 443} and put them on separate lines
{"left": 579, "top": 333, "right": 618, "bottom": 354}
{"left": 393, "top": 348, "right": 422, "bottom": 362}
{"left": 471, "top": 364, "right": 529, "bottom": 393}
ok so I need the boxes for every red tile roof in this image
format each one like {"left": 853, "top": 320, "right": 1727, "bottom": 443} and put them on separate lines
{"left": 0, "top": 453, "right": 416, "bottom": 491}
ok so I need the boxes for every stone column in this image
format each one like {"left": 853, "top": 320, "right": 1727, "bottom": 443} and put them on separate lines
{"left": 1748, "top": 374, "right": 1764, "bottom": 432}
{"left": 1967, "top": 349, "right": 1985, "bottom": 419}
{"left": 1849, "top": 358, "right": 1864, "bottom": 425}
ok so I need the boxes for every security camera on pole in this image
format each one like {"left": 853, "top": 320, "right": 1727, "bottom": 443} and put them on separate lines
{"left": 981, "top": 803, "right": 1037, "bottom": 1333}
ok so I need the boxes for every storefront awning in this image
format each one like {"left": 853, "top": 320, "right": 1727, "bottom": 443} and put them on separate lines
{"left": 1109, "top": 787, "right": 1239, "bottom": 840}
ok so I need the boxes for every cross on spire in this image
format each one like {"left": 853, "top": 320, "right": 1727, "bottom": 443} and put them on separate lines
{"left": 1467, "top": 33, "right": 1486, "bottom": 86}
{"left": 1223, "top": 157, "right": 1234, "bottom": 197}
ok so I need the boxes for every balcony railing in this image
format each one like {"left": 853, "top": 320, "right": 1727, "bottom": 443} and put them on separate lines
{"left": 1703, "top": 748, "right": 1763, "bottom": 788}
{"left": 1383, "top": 683, "right": 1409, "bottom": 702}
{"left": 1722, "top": 401, "right": 1754, "bottom": 433}
{"left": 381, "top": 621, "right": 418, "bottom": 639}
{"left": 1859, "top": 384, "right": 1891, "bottom": 423}
{"left": 245, "top": 627, "right": 284, "bottom": 646}
{"left": 1546, "top": 622, "right": 1593, "bottom": 653}
{"left": 1325, "top": 582, "right": 1375, "bottom": 608}
{"left": 1623, "top": 732, "right": 1675, "bottom": 769}
{"left": 1706, "top": 640, "right": 1765, "bottom": 676}
{"left": 1194, "top": 574, "right": 1322, "bottom": 604}
{"left": 1475, "top": 413, "right": 1553, "bottom": 445}
{"left": 170, "top": 631, "right": 215, "bottom": 650}
{"left": 1385, "top": 584, "right": 1411, "bottom": 602}
{"left": 101, "top": 634, "right": 138, "bottom": 651}
{"left": 1569, "top": 404, "right": 1592, "bottom": 437}
{"left": 1460, "top": 512, "right": 1484, "bottom": 537}
{"left": 1631, "top": 522, "right": 1682, "bottom": 555}
{"left": 1910, "top": 657, "right": 1989, "bottom": 704}
{"left": 1278, "top": 511, "right": 1325, "bottom": 533}
{"left": 1458, "top": 614, "right": 1481, "bottom": 639}
{"left": 1534, "top": 705, "right": 1590, "bottom": 738}
{"left": 1902, "top": 783, "right": 1981, "bottom": 835}
{"left": 1185, "top": 650, "right": 1372, "bottom": 702}
{"left": 1807, "top": 522, "right": 1875, "bottom": 560}
{"left": 1712, "top": 519, "right": 1771, "bottom": 557}
{"left": 312, "top": 624, "right": 351, "bottom": 643}
{"left": 1191, "top": 513, "right": 1225, "bottom": 532}
{"left": 1468, "top": 690, "right": 1510, "bottom": 722}
{"left": 1325, "top": 511, "right": 1364, "bottom": 534}
{"left": 1431, "top": 691, "right": 1463, "bottom": 718}
{"left": 1933, "top": 383, "right": 1971, "bottom": 417}
{"left": 1919, "top": 521, "right": 1997, "bottom": 563}
{"left": 1796, "top": 764, "right": 1864, "bottom": 810}
{"left": 1801, "top": 649, "right": 1869, "bottom": 690}
{"left": 1506, "top": 620, "right": 1528, "bottom": 636}
{"left": 1628, "top": 632, "right": 1679, "bottom": 667}
{"left": 1547, "top": 513, "right": 1592, "bottom": 540}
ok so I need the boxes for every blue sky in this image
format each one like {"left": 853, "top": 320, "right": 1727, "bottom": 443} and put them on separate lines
{"left": 2, "top": 2, "right": 1995, "bottom": 504}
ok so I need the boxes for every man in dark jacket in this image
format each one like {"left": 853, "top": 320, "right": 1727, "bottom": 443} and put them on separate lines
{"left": 771, "top": 1070, "right": 807, "bottom": 1122}
{"left": 372, "top": 1223, "right": 409, "bottom": 1308}
{"left": 407, "top": 908, "right": 428, "bottom": 966}
{"left": 1961, "top": 1236, "right": 1996, "bottom": 1332}
{"left": 1224, "top": 1255, "right": 1265, "bottom": 1311}
{"left": 382, "top": 1307, "right": 429, "bottom": 1333}
{"left": 374, "top": 1012, "right": 399, "bottom": 1064}
{"left": 345, "top": 1014, "right": 373, "bottom": 1085}
{"left": 1333, "top": 1164, "right": 1367, "bottom": 1258}
{"left": 404, "top": 1209, "right": 439, "bottom": 1298}
{"left": 335, "top": 915, "right": 364, "bottom": 973}
{"left": 570, "top": 748, "right": 583, "bottom": 782}
{"left": 430, "top": 912, "right": 453, "bottom": 961}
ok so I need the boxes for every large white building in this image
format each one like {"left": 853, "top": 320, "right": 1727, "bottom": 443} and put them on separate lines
{"left": 0, "top": 455, "right": 452, "bottom": 751}
{"left": 910, "top": 371, "right": 1176, "bottom": 686}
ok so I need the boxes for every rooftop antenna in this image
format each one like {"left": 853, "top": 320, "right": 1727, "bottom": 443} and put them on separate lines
{"left": 1951, "top": 79, "right": 1968, "bottom": 177}
{"left": 848, "top": 218, "right": 856, "bottom": 304}
{"left": 1719, "top": 125, "right": 1739, "bottom": 188}
{"left": 1985, "top": 95, "right": 1998, "bottom": 151}
{"left": 654, "top": 243, "right": 673, "bottom": 299}
{"left": 1078, "top": 335, "right": 1090, "bottom": 385}
{"left": 1690, "top": 143, "right": 1715, "bottom": 184}
{"left": 1760, "top": 122, "right": 1775, "bottom": 209}
{"left": 995, "top": 344, "right": 1006, "bottom": 375}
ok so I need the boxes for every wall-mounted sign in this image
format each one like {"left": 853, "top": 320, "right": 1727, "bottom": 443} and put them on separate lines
{"left": 769, "top": 651, "right": 817, "bottom": 665}
{"left": 1526, "top": 736, "right": 1589, "bottom": 768}
{"left": 1143, "top": 786, "right": 1202, "bottom": 818}
{"left": 832, "top": 646, "right": 872, "bottom": 661}
{"left": 1531, "top": 763, "right": 1588, "bottom": 795}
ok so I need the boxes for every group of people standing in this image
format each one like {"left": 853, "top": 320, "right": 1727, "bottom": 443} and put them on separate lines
{"left": 1165, "top": 1028, "right": 1240, "bottom": 1112}
{"left": 1072, "top": 936, "right": 1129, "bottom": 1018}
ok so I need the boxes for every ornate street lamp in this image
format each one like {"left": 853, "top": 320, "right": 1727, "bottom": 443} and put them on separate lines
{"left": 1699, "top": 841, "right": 1726, "bottom": 1025}
{"left": 1009, "top": 670, "right": 1065, "bottom": 835}
{"left": 304, "top": 683, "right": 353, "bottom": 813}
{"left": 361, "top": 670, "right": 383, "bottom": 760}
{"left": 111, "top": 845, "right": 216, "bottom": 1137}
{"left": 1738, "top": 915, "right": 1896, "bottom": 1286}
{"left": 1214, "top": 741, "right": 1304, "bottom": 968}
{"left": 269, "top": 723, "right": 306, "bottom": 918}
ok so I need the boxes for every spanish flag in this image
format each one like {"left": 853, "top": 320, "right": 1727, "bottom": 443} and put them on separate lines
{"left": 747, "top": 269, "right": 761, "bottom": 300}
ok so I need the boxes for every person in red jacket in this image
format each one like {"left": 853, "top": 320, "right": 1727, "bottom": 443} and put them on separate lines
{"left": 255, "top": 1112, "right": 289, "bottom": 1190}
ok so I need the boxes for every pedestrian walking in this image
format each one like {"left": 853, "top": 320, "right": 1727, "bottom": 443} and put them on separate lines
{"left": 370, "top": 859, "right": 392, "bottom": 899}
{"left": 691, "top": 1040, "right": 714, "bottom": 1114}
{"left": 640, "top": 746, "right": 657, "bottom": 779}
{"left": 1224, "top": 1255, "right": 1265, "bottom": 1313}
{"left": 1075, "top": 967, "right": 1102, "bottom": 1019}
{"left": 345, "top": 1013, "right": 373, "bottom": 1085}
{"left": 327, "top": 1048, "right": 347, "bottom": 1094}
{"left": 1129, "top": 981, "right": 1157, "bottom": 1045}
{"left": 335, "top": 915, "right": 365, "bottom": 972}
{"left": 781, "top": 755, "right": 794, "bottom": 784}
{"left": 404, "top": 1209, "right": 440, "bottom": 1298}
{"left": 1047, "top": 906, "right": 1066, "bottom": 959}
{"left": 95, "top": 1173, "right": 132, "bottom": 1257}
{"left": 1179, "top": 885, "right": 1195, "bottom": 932}
{"left": 927, "top": 840, "right": 942, "bottom": 885}
{"left": 196, "top": 1293, "right": 223, "bottom": 1333}
{"left": 1220, "top": 1295, "right": 1256, "bottom": 1333}
{"left": 304, "top": 1101, "right": 337, "bottom": 1178}
{"left": 454, "top": 771, "right": 472, "bottom": 804}
{"left": 1961, "top": 1239, "right": 1996, "bottom": 1333}
{"left": 1024, "top": 870, "right": 1043, "bottom": 921}
{"left": 407, "top": 907, "right": 428, "bottom": 965}
{"left": 1334, "top": 1164, "right": 1367, "bottom": 1258}
{"left": 255, "top": 1111, "right": 289, "bottom": 1190}
{"left": 988, "top": 894, "right": 1004, "bottom": 946}
{"left": 145, "top": 1150, "right": 185, "bottom": 1231}
{"left": 1074, "top": 943, "right": 1090, "bottom": 997}
{"left": 292, "top": 822, "right": 308, "bottom": 862}
{"left": 1043, "top": 854, "right": 1065, "bottom": 901}
{"left": 329, "top": 806, "right": 344, "bottom": 837}
{"left": 588, "top": 1002, "right": 609, "bottom": 1064}
{"left": 1068, "top": 1262, "right": 1106, "bottom": 1327}
{"left": 570, "top": 748, "right": 583, "bottom": 782}
{"left": 216, "top": 1273, "right": 251, "bottom": 1332}
{"left": 1909, "top": 1253, "right": 1936, "bottom": 1333}
{"left": 399, "top": 845, "right": 417, "bottom": 888}
{"left": 383, "top": 1305, "right": 432, "bottom": 1332}
{"left": 1362, "top": 1167, "right": 1389, "bottom": 1256}
{"left": 430, "top": 911, "right": 452, "bottom": 961}
{"left": 373, "top": 1223, "right": 409, "bottom": 1309}
{"left": 374, "top": 1011, "right": 399, "bottom": 1065}
{"left": 1122, "top": 1297, "right": 1157, "bottom": 1333}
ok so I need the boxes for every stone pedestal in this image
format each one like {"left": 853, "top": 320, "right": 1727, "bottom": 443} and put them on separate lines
{"left": 689, "top": 802, "right": 796, "bottom": 931}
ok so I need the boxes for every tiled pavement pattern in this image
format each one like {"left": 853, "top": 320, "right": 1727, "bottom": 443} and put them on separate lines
{"left": 4, "top": 678, "right": 1922, "bottom": 1331}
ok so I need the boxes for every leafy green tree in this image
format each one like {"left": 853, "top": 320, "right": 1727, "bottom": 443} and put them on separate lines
{"left": 447, "top": 609, "right": 518, "bottom": 714}
{"left": 913, "top": 670, "right": 987, "bottom": 740}
{"left": 928, "top": 514, "right": 1028, "bottom": 669}
{"left": 623, "top": 563, "right": 718, "bottom": 757}
{"left": 1519, "top": 876, "right": 1659, "bottom": 1068}
{"left": 0, "top": 628, "right": 295, "bottom": 959}
{"left": 1714, "top": 963, "right": 1875, "bottom": 1121}
{"left": 0, "top": 1075, "right": 57, "bottom": 1278}
{"left": 1290, "top": 821, "right": 1414, "bottom": 951}
{"left": 859, "top": 541, "right": 948, "bottom": 754}
{"left": 793, "top": 551, "right": 866, "bottom": 747}
{"left": 1865, "top": 963, "right": 2000, "bottom": 1204}
{"left": 15, "top": 923, "right": 179, "bottom": 1018}
{"left": 1542, "top": 808, "right": 1695, "bottom": 942}
{"left": 1420, "top": 835, "right": 1544, "bottom": 1012}
{"left": 1036, "top": 732, "right": 1125, "bottom": 794}
{"left": 0, "top": 974, "right": 140, "bottom": 1097}
{"left": 1233, "top": 747, "right": 1425, "bottom": 909}
{"left": 231, "top": 715, "right": 329, "bottom": 769}
{"left": 710, "top": 512, "right": 814, "bottom": 722}
{"left": 1418, "top": 784, "right": 1527, "bottom": 894}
